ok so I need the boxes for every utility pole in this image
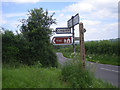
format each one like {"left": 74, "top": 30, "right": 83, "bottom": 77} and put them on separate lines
{"left": 79, "top": 22, "right": 86, "bottom": 68}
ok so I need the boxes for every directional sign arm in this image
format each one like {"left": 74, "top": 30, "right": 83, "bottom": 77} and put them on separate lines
{"left": 52, "top": 36, "right": 72, "bottom": 45}
{"left": 52, "top": 38, "right": 56, "bottom": 44}
{"left": 67, "top": 13, "right": 79, "bottom": 28}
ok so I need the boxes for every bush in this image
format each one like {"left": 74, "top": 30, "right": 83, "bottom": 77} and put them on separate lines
{"left": 2, "top": 31, "right": 19, "bottom": 64}
{"left": 19, "top": 8, "right": 57, "bottom": 67}
{"left": 58, "top": 39, "right": 119, "bottom": 56}
{"left": 61, "top": 60, "right": 93, "bottom": 88}
{"left": 85, "top": 40, "right": 119, "bottom": 55}
{"left": 2, "top": 8, "right": 58, "bottom": 67}
{"left": 2, "top": 29, "right": 57, "bottom": 67}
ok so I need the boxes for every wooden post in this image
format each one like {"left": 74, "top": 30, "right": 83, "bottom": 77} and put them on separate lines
{"left": 79, "top": 22, "right": 86, "bottom": 68}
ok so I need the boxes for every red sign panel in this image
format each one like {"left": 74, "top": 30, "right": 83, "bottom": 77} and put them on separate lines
{"left": 52, "top": 36, "right": 72, "bottom": 45}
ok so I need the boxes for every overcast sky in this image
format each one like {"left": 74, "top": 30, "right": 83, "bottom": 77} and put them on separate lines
{"left": 0, "top": 0, "right": 119, "bottom": 41}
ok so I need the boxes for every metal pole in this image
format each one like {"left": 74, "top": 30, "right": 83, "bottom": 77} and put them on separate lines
{"left": 72, "top": 16, "right": 75, "bottom": 54}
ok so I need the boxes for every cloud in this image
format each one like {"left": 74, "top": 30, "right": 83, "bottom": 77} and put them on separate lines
{"left": 62, "top": 0, "right": 118, "bottom": 19}
{"left": 82, "top": 20, "right": 101, "bottom": 26}
{"left": 63, "top": 2, "right": 94, "bottom": 13}
{"left": 2, "top": 0, "right": 40, "bottom": 3}
{"left": 1, "top": 0, "right": 118, "bottom": 41}
{"left": 84, "top": 22, "right": 118, "bottom": 41}
{"left": 0, "top": 10, "right": 7, "bottom": 26}
{"left": 2, "top": 20, "right": 22, "bottom": 30}
{"left": 4, "top": 12, "right": 27, "bottom": 18}
{"left": 0, "top": 18, "right": 7, "bottom": 25}
{"left": 50, "top": 13, "right": 71, "bottom": 29}
{"left": 9, "top": 21, "right": 22, "bottom": 29}
{"left": 51, "top": 0, "right": 118, "bottom": 41}
{"left": 2, "top": 0, "right": 80, "bottom": 3}
{"left": 1, "top": 12, "right": 28, "bottom": 28}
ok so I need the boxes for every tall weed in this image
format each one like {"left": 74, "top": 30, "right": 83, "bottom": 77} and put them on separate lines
{"left": 61, "top": 60, "right": 93, "bottom": 88}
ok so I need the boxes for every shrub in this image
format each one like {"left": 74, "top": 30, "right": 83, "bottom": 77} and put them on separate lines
{"left": 61, "top": 60, "right": 93, "bottom": 88}
{"left": 2, "top": 8, "right": 58, "bottom": 67}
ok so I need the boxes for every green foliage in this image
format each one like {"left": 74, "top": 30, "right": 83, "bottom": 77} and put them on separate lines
{"left": 84, "top": 40, "right": 119, "bottom": 55}
{"left": 57, "top": 39, "right": 119, "bottom": 65}
{"left": 2, "top": 30, "right": 19, "bottom": 64}
{"left": 61, "top": 60, "right": 116, "bottom": 88}
{"left": 2, "top": 30, "right": 31, "bottom": 66}
{"left": 2, "top": 7, "right": 57, "bottom": 67}
{"left": 2, "top": 65, "right": 69, "bottom": 88}
{"left": 2, "top": 64, "right": 115, "bottom": 88}
{"left": 56, "top": 39, "right": 119, "bottom": 55}
{"left": 19, "top": 8, "right": 57, "bottom": 67}
{"left": 86, "top": 54, "right": 120, "bottom": 65}
{"left": 61, "top": 60, "right": 93, "bottom": 88}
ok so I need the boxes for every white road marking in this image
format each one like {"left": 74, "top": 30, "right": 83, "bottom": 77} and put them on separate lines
{"left": 99, "top": 64, "right": 119, "bottom": 68}
{"left": 100, "top": 68, "right": 119, "bottom": 73}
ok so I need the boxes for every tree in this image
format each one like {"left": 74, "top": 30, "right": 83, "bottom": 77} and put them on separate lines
{"left": 2, "top": 30, "right": 19, "bottom": 64}
{"left": 20, "top": 8, "right": 57, "bottom": 67}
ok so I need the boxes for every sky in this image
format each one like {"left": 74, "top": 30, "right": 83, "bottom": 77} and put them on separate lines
{"left": 0, "top": 0, "right": 119, "bottom": 41}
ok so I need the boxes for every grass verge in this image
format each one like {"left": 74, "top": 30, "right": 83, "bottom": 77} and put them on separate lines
{"left": 60, "top": 51, "right": 120, "bottom": 66}
{"left": 2, "top": 61, "right": 117, "bottom": 88}
{"left": 2, "top": 65, "right": 69, "bottom": 88}
{"left": 61, "top": 60, "right": 116, "bottom": 88}
{"left": 86, "top": 54, "right": 120, "bottom": 66}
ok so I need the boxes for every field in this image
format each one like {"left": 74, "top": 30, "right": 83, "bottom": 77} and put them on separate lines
{"left": 2, "top": 65, "right": 69, "bottom": 88}
{"left": 56, "top": 39, "right": 120, "bottom": 66}
{"left": 2, "top": 63, "right": 116, "bottom": 88}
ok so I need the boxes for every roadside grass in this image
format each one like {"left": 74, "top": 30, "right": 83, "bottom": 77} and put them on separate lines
{"left": 2, "top": 65, "right": 70, "bottom": 88}
{"left": 61, "top": 60, "right": 116, "bottom": 88}
{"left": 60, "top": 50, "right": 120, "bottom": 66}
{"left": 0, "top": 67, "right": 2, "bottom": 89}
{"left": 92, "top": 78, "right": 116, "bottom": 88}
{"left": 61, "top": 60, "right": 93, "bottom": 88}
{"left": 2, "top": 62, "right": 117, "bottom": 88}
{"left": 62, "top": 52, "right": 72, "bottom": 59}
{"left": 86, "top": 54, "right": 120, "bottom": 66}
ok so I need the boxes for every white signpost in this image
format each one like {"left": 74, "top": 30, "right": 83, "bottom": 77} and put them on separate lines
{"left": 52, "top": 36, "right": 72, "bottom": 45}
{"left": 52, "top": 13, "right": 86, "bottom": 68}
{"left": 67, "top": 13, "right": 79, "bottom": 54}
{"left": 67, "top": 19, "right": 72, "bottom": 28}
{"left": 56, "top": 27, "right": 71, "bottom": 34}
{"left": 67, "top": 13, "right": 79, "bottom": 28}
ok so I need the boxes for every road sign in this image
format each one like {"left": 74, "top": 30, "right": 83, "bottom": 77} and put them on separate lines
{"left": 67, "top": 19, "right": 72, "bottom": 28}
{"left": 52, "top": 36, "right": 72, "bottom": 45}
{"left": 67, "top": 13, "right": 79, "bottom": 28}
{"left": 56, "top": 27, "right": 71, "bottom": 34}
{"left": 75, "top": 37, "right": 80, "bottom": 40}
{"left": 67, "top": 13, "right": 79, "bottom": 54}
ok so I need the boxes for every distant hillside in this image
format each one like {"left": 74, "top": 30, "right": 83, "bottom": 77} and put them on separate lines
{"left": 109, "top": 38, "right": 120, "bottom": 42}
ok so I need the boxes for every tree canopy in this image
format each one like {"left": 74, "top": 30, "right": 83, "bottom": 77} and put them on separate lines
{"left": 2, "top": 8, "right": 57, "bottom": 67}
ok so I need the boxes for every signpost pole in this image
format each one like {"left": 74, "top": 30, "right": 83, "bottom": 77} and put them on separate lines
{"left": 72, "top": 16, "right": 75, "bottom": 55}
{"left": 79, "top": 22, "right": 86, "bottom": 68}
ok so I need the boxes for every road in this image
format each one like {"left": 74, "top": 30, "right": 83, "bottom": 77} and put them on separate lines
{"left": 56, "top": 52, "right": 120, "bottom": 88}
